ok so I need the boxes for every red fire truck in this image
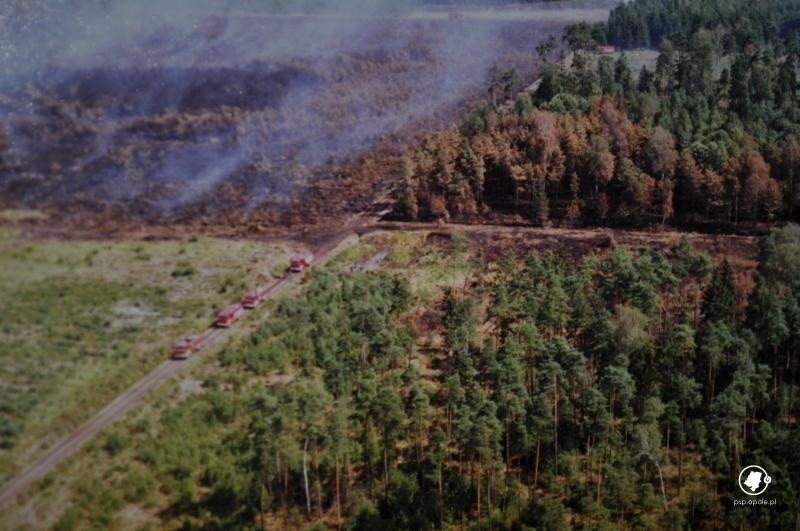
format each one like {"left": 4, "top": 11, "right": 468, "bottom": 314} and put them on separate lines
{"left": 242, "top": 285, "right": 272, "bottom": 309}
{"left": 173, "top": 335, "right": 205, "bottom": 359}
{"left": 289, "top": 254, "right": 312, "bottom": 273}
{"left": 216, "top": 304, "right": 244, "bottom": 328}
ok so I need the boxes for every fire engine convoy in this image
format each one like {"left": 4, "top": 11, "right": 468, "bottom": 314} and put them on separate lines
{"left": 172, "top": 255, "right": 313, "bottom": 359}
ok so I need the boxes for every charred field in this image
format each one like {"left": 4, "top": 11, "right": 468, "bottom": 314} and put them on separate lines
{"left": 0, "top": 11, "right": 595, "bottom": 236}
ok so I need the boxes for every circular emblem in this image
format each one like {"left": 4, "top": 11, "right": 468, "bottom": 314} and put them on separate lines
{"left": 738, "top": 465, "right": 772, "bottom": 496}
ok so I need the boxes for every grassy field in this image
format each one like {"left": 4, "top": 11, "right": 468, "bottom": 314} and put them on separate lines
{"left": 594, "top": 48, "right": 659, "bottom": 73}
{"left": 0, "top": 227, "right": 303, "bottom": 483}
{"left": 591, "top": 48, "right": 731, "bottom": 81}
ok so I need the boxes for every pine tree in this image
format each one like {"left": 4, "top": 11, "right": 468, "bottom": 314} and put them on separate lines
{"left": 702, "top": 260, "right": 737, "bottom": 325}
{"left": 748, "top": 277, "right": 789, "bottom": 396}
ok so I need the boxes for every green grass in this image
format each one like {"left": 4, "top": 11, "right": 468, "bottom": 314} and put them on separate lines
{"left": 597, "top": 49, "right": 659, "bottom": 73}
{"left": 323, "top": 240, "right": 376, "bottom": 272}
{"left": 0, "top": 229, "right": 298, "bottom": 482}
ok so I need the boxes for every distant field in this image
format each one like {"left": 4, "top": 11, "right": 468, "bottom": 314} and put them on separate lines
{"left": 407, "top": 6, "right": 610, "bottom": 22}
{"left": 0, "top": 226, "right": 303, "bottom": 483}
{"left": 594, "top": 48, "right": 660, "bottom": 72}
